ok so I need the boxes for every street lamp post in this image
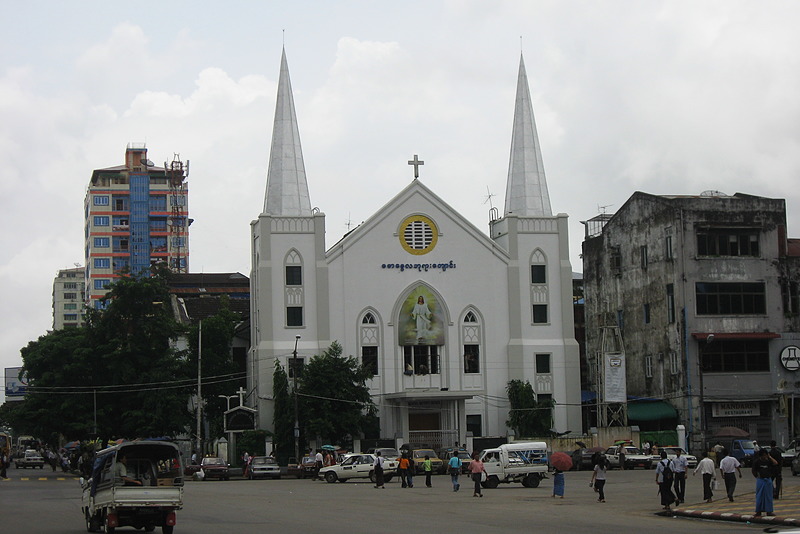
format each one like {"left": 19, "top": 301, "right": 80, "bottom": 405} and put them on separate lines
{"left": 292, "top": 335, "right": 301, "bottom": 462}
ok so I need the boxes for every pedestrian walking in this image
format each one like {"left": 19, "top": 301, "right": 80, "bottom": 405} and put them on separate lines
{"left": 314, "top": 449, "right": 324, "bottom": 480}
{"left": 423, "top": 454, "right": 433, "bottom": 488}
{"left": 406, "top": 454, "right": 415, "bottom": 488}
{"left": 719, "top": 450, "right": 742, "bottom": 502}
{"left": 552, "top": 468, "right": 565, "bottom": 498}
{"left": 590, "top": 457, "right": 607, "bottom": 503}
{"left": 617, "top": 443, "right": 627, "bottom": 470}
{"left": 752, "top": 448, "right": 778, "bottom": 517}
{"left": 768, "top": 440, "right": 783, "bottom": 499}
{"left": 373, "top": 450, "right": 385, "bottom": 489}
{"left": 693, "top": 452, "right": 716, "bottom": 503}
{"left": 469, "top": 452, "right": 485, "bottom": 497}
{"left": 672, "top": 449, "right": 688, "bottom": 505}
{"left": 655, "top": 451, "right": 675, "bottom": 510}
{"left": 398, "top": 452, "right": 411, "bottom": 488}
{"left": 448, "top": 451, "right": 462, "bottom": 491}
{"left": 0, "top": 451, "right": 8, "bottom": 479}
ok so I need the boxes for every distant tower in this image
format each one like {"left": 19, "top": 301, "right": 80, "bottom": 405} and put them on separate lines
{"left": 52, "top": 266, "right": 86, "bottom": 329}
{"left": 84, "top": 144, "right": 190, "bottom": 309}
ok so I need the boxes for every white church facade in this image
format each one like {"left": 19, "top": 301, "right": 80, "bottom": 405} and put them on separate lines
{"left": 249, "top": 49, "right": 581, "bottom": 447}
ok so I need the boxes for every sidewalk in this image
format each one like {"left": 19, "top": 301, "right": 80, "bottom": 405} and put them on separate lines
{"left": 665, "top": 477, "right": 800, "bottom": 526}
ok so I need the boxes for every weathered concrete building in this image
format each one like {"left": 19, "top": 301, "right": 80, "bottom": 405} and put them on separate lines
{"left": 582, "top": 191, "right": 800, "bottom": 452}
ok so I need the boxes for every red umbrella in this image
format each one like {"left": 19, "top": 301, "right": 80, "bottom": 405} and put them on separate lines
{"left": 550, "top": 451, "right": 573, "bottom": 471}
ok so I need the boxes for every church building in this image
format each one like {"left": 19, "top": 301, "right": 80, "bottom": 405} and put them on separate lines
{"left": 249, "top": 49, "right": 581, "bottom": 448}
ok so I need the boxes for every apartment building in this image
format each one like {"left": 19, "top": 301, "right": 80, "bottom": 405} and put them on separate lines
{"left": 52, "top": 266, "right": 86, "bottom": 329}
{"left": 84, "top": 144, "right": 189, "bottom": 309}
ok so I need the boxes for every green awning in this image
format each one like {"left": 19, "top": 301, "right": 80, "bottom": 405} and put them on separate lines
{"left": 628, "top": 401, "right": 678, "bottom": 422}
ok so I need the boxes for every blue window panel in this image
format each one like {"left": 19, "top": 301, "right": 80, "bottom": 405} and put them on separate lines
{"left": 130, "top": 174, "right": 151, "bottom": 275}
{"left": 94, "top": 258, "right": 110, "bottom": 269}
{"left": 94, "top": 216, "right": 110, "bottom": 226}
{"left": 93, "top": 237, "right": 110, "bottom": 248}
{"left": 93, "top": 279, "right": 110, "bottom": 290}
{"left": 94, "top": 196, "right": 109, "bottom": 206}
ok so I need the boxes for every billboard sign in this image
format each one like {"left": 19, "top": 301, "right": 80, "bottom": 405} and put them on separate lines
{"left": 5, "top": 367, "right": 29, "bottom": 401}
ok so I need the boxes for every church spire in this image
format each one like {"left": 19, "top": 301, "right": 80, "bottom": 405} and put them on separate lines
{"left": 263, "top": 47, "right": 312, "bottom": 216}
{"left": 503, "top": 53, "right": 552, "bottom": 217}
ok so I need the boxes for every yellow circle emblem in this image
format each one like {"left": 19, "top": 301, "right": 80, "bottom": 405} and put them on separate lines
{"left": 399, "top": 215, "right": 438, "bottom": 255}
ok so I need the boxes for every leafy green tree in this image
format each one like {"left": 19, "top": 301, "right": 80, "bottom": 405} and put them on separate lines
{"left": 10, "top": 271, "right": 193, "bottom": 443}
{"left": 235, "top": 429, "right": 272, "bottom": 465}
{"left": 185, "top": 298, "right": 242, "bottom": 440}
{"left": 271, "top": 360, "right": 294, "bottom": 464}
{"left": 8, "top": 328, "right": 93, "bottom": 443}
{"left": 506, "top": 379, "right": 555, "bottom": 438}
{"left": 298, "top": 341, "right": 375, "bottom": 447}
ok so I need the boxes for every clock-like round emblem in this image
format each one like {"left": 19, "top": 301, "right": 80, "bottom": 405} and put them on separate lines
{"left": 399, "top": 215, "right": 438, "bottom": 255}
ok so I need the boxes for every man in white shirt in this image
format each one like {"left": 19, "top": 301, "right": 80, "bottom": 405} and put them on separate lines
{"left": 672, "top": 449, "right": 689, "bottom": 505}
{"left": 693, "top": 452, "right": 716, "bottom": 502}
{"left": 314, "top": 450, "right": 324, "bottom": 480}
{"left": 719, "top": 452, "right": 742, "bottom": 502}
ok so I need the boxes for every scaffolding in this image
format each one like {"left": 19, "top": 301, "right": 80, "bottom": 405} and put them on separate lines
{"left": 596, "top": 324, "right": 628, "bottom": 427}
{"left": 165, "top": 154, "right": 189, "bottom": 273}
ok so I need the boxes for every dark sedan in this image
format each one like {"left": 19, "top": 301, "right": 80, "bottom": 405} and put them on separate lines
{"left": 200, "top": 457, "right": 230, "bottom": 480}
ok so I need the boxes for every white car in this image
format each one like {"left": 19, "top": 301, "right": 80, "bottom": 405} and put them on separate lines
{"left": 604, "top": 446, "right": 653, "bottom": 469}
{"left": 656, "top": 447, "right": 698, "bottom": 469}
{"left": 319, "top": 453, "right": 397, "bottom": 484}
{"left": 248, "top": 456, "right": 281, "bottom": 479}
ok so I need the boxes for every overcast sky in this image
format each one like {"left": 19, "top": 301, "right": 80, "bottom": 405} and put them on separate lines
{"left": 2, "top": 1, "right": 799, "bottom": 402}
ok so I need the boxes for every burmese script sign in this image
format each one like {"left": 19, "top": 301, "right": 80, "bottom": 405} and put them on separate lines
{"left": 603, "top": 354, "right": 626, "bottom": 403}
{"left": 712, "top": 401, "right": 760, "bottom": 418}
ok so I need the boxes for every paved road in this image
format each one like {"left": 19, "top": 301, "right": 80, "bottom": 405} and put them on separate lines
{"left": 1, "top": 465, "right": 761, "bottom": 533}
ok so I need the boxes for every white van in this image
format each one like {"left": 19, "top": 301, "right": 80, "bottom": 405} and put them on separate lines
{"left": 478, "top": 441, "right": 549, "bottom": 488}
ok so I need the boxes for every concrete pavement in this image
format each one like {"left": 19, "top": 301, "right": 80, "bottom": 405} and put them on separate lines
{"left": 669, "top": 472, "right": 800, "bottom": 527}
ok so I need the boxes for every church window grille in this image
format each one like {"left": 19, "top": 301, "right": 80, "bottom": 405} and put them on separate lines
{"left": 362, "top": 346, "right": 378, "bottom": 376}
{"left": 286, "top": 306, "right": 303, "bottom": 327}
{"left": 285, "top": 265, "right": 302, "bottom": 285}
{"left": 464, "top": 311, "right": 477, "bottom": 323}
{"left": 532, "top": 304, "right": 548, "bottom": 324}
{"left": 464, "top": 344, "right": 479, "bottom": 373}
{"left": 362, "top": 313, "right": 376, "bottom": 324}
{"left": 403, "top": 345, "right": 439, "bottom": 375}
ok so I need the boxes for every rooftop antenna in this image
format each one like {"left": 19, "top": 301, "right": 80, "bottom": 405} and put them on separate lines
{"left": 598, "top": 204, "right": 613, "bottom": 215}
{"left": 345, "top": 213, "right": 353, "bottom": 232}
{"left": 483, "top": 186, "right": 496, "bottom": 211}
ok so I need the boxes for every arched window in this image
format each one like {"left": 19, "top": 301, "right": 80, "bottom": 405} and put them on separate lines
{"left": 530, "top": 249, "right": 548, "bottom": 325}
{"left": 462, "top": 309, "right": 481, "bottom": 374}
{"left": 360, "top": 310, "right": 380, "bottom": 376}
{"left": 285, "top": 250, "right": 303, "bottom": 327}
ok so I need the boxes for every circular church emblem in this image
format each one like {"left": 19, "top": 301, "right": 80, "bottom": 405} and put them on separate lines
{"left": 399, "top": 215, "right": 438, "bottom": 255}
{"left": 780, "top": 345, "right": 800, "bottom": 371}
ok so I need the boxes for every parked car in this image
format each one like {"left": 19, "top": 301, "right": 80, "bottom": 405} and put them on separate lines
{"left": 653, "top": 447, "right": 698, "bottom": 469}
{"left": 248, "top": 456, "right": 281, "bottom": 479}
{"left": 570, "top": 447, "right": 604, "bottom": 470}
{"left": 15, "top": 449, "right": 45, "bottom": 469}
{"left": 761, "top": 445, "right": 793, "bottom": 467}
{"left": 200, "top": 457, "right": 229, "bottom": 480}
{"left": 791, "top": 452, "right": 800, "bottom": 476}
{"left": 287, "top": 455, "right": 318, "bottom": 478}
{"left": 604, "top": 446, "right": 652, "bottom": 469}
{"left": 319, "top": 453, "right": 398, "bottom": 483}
{"left": 436, "top": 448, "right": 472, "bottom": 474}
{"left": 366, "top": 447, "right": 400, "bottom": 460}
{"left": 401, "top": 447, "right": 444, "bottom": 475}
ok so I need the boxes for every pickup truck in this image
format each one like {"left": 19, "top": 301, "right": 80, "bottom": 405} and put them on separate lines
{"left": 478, "top": 441, "right": 549, "bottom": 488}
{"left": 81, "top": 441, "right": 183, "bottom": 533}
{"left": 15, "top": 449, "right": 45, "bottom": 469}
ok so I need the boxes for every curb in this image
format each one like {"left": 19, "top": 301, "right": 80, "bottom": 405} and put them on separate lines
{"left": 663, "top": 508, "right": 800, "bottom": 526}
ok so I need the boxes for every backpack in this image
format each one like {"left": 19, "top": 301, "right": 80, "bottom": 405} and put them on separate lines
{"left": 661, "top": 459, "right": 673, "bottom": 482}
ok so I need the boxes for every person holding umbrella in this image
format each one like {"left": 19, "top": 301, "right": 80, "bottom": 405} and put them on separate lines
{"left": 550, "top": 452, "right": 573, "bottom": 498}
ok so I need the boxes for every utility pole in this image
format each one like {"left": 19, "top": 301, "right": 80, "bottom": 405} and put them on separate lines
{"left": 196, "top": 321, "right": 203, "bottom": 456}
{"left": 293, "top": 335, "right": 301, "bottom": 462}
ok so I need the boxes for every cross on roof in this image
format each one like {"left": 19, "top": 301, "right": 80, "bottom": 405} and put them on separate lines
{"left": 236, "top": 386, "right": 247, "bottom": 407}
{"left": 407, "top": 154, "right": 424, "bottom": 179}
